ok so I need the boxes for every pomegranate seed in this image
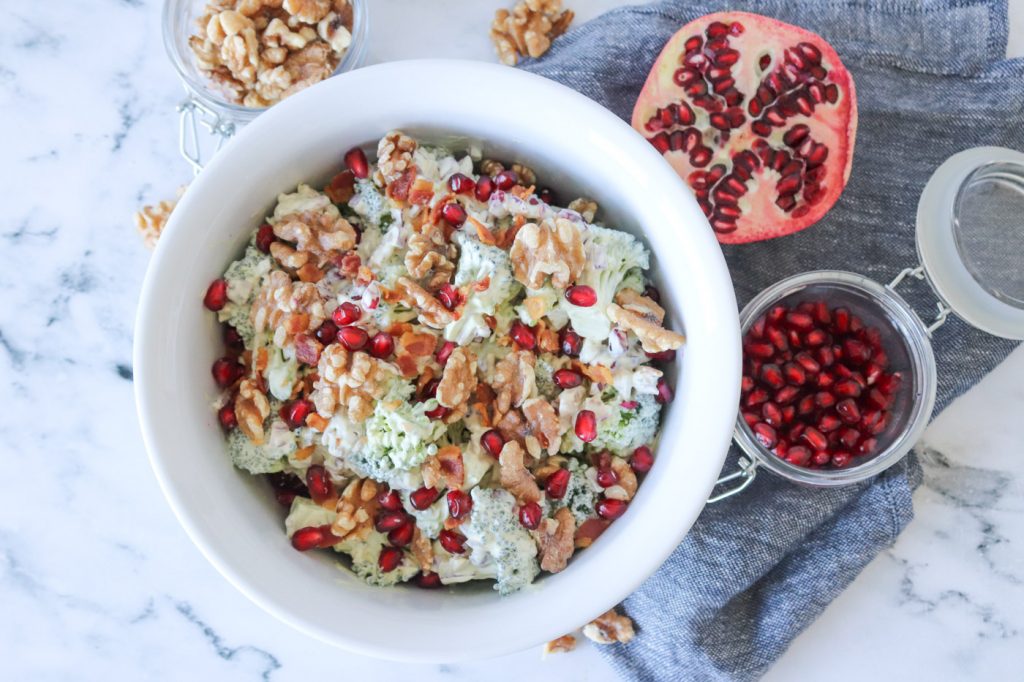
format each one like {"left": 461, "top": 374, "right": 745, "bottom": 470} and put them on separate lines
{"left": 448, "top": 173, "right": 476, "bottom": 195}
{"left": 494, "top": 169, "right": 518, "bottom": 189}
{"left": 509, "top": 320, "right": 536, "bottom": 350}
{"left": 446, "top": 490, "right": 473, "bottom": 519}
{"left": 375, "top": 511, "right": 409, "bottom": 533}
{"left": 832, "top": 452, "right": 852, "bottom": 468}
{"left": 746, "top": 387, "right": 768, "bottom": 407}
{"left": 838, "top": 427, "right": 861, "bottom": 449}
{"left": 368, "top": 332, "right": 394, "bottom": 358}
{"left": 436, "top": 340, "right": 456, "bottom": 364}
{"left": 378, "top": 546, "right": 403, "bottom": 572}
{"left": 795, "top": 351, "right": 821, "bottom": 374}
{"left": 842, "top": 338, "right": 870, "bottom": 365}
{"left": 804, "top": 329, "right": 829, "bottom": 347}
{"left": 753, "top": 422, "right": 777, "bottom": 448}
{"left": 856, "top": 437, "right": 878, "bottom": 456}
{"left": 538, "top": 187, "right": 555, "bottom": 204}
{"left": 834, "top": 379, "right": 862, "bottom": 398}
{"left": 315, "top": 319, "right": 338, "bottom": 345}
{"left": 621, "top": 400, "right": 639, "bottom": 409}
{"left": 414, "top": 571, "right": 442, "bottom": 588}
{"left": 646, "top": 349, "right": 677, "bottom": 362}
{"left": 760, "top": 363, "right": 784, "bottom": 389}
{"left": 211, "top": 357, "right": 243, "bottom": 388}
{"left": 559, "top": 327, "right": 583, "bottom": 357}
{"left": 776, "top": 386, "right": 800, "bottom": 405}
{"left": 479, "top": 429, "right": 505, "bottom": 458}
{"left": 203, "top": 279, "right": 228, "bottom": 311}
{"left": 762, "top": 401, "right": 782, "bottom": 426}
{"left": 746, "top": 341, "right": 775, "bottom": 358}
{"left": 474, "top": 175, "right": 494, "bottom": 202}
{"left": 437, "top": 284, "right": 462, "bottom": 310}
{"left": 305, "top": 465, "right": 333, "bottom": 503}
{"left": 553, "top": 368, "right": 584, "bottom": 389}
{"left": 438, "top": 530, "right": 466, "bottom": 554}
{"left": 813, "top": 451, "right": 831, "bottom": 466}
{"left": 565, "top": 285, "right": 597, "bottom": 307}
{"left": 818, "top": 414, "right": 842, "bottom": 432}
{"left": 877, "top": 372, "right": 903, "bottom": 394}
{"left": 410, "top": 486, "right": 439, "bottom": 510}
{"left": 281, "top": 399, "right": 313, "bottom": 429}
{"left": 596, "top": 498, "right": 628, "bottom": 520}
{"left": 424, "top": 403, "right": 450, "bottom": 420}
{"left": 217, "top": 403, "right": 237, "bottom": 430}
{"left": 870, "top": 411, "right": 890, "bottom": 435}
{"left": 797, "top": 394, "right": 816, "bottom": 415}
{"left": 630, "top": 445, "right": 654, "bottom": 473}
{"left": 337, "top": 325, "right": 368, "bottom": 351}
{"left": 377, "top": 487, "right": 403, "bottom": 511}
{"left": 802, "top": 426, "right": 828, "bottom": 451}
{"left": 388, "top": 522, "right": 415, "bottom": 547}
{"left": 441, "top": 202, "right": 467, "bottom": 227}
{"left": 291, "top": 526, "right": 328, "bottom": 551}
{"left": 575, "top": 410, "right": 597, "bottom": 442}
{"left": 519, "top": 501, "right": 542, "bottom": 529}
{"left": 332, "top": 301, "right": 362, "bottom": 326}
{"left": 656, "top": 378, "right": 674, "bottom": 404}
{"left": 545, "top": 468, "right": 571, "bottom": 499}
{"left": 223, "top": 325, "right": 244, "bottom": 351}
{"left": 866, "top": 388, "right": 891, "bottom": 410}
{"left": 344, "top": 147, "right": 369, "bottom": 179}
{"left": 786, "top": 311, "right": 814, "bottom": 331}
{"left": 783, "top": 362, "right": 807, "bottom": 386}
{"left": 817, "top": 346, "right": 836, "bottom": 367}
{"left": 786, "top": 445, "right": 812, "bottom": 466}
{"left": 255, "top": 223, "right": 275, "bottom": 253}
{"left": 596, "top": 468, "right": 618, "bottom": 488}
{"left": 766, "top": 326, "right": 789, "bottom": 352}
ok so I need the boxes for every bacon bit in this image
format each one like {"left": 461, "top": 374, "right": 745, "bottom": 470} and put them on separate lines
{"left": 381, "top": 286, "right": 402, "bottom": 304}
{"left": 296, "top": 263, "right": 324, "bottom": 283}
{"left": 510, "top": 184, "right": 535, "bottom": 200}
{"left": 324, "top": 170, "right": 356, "bottom": 204}
{"left": 416, "top": 367, "right": 436, "bottom": 393}
{"left": 395, "top": 354, "right": 419, "bottom": 378}
{"left": 387, "top": 322, "right": 413, "bottom": 336}
{"left": 436, "top": 445, "right": 465, "bottom": 489}
{"left": 581, "top": 363, "right": 613, "bottom": 386}
{"left": 535, "top": 321, "right": 559, "bottom": 353}
{"left": 294, "top": 334, "right": 322, "bottom": 366}
{"left": 473, "top": 277, "right": 491, "bottom": 292}
{"left": 574, "top": 517, "right": 610, "bottom": 548}
{"left": 408, "top": 177, "right": 435, "bottom": 205}
{"left": 255, "top": 347, "right": 269, "bottom": 373}
{"left": 292, "top": 445, "right": 316, "bottom": 461}
{"left": 305, "top": 413, "right": 328, "bottom": 432}
{"left": 285, "top": 312, "right": 310, "bottom": 335}
{"left": 497, "top": 215, "right": 527, "bottom": 249}
{"left": 356, "top": 266, "right": 375, "bottom": 287}
{"left": 386, "top": 167, "right": 416, "bottom": 202}
{"left": 337, "top": 252, "right": 361, "bottom": 278}
{"left": 443, "top": 515, "right": 465, "bottom": 530}
{"left": 476, "top": 383, "right": 496, "bottom": 403}
{"left": 472, "top": 402, "right": 492, "bottom": 426}
{"left": 484, "top": 315, "right": 497, "bottom": 330}
{"left": 399, "top": 331, "right": 438, "bottom": 357}
{"left": 469, "top": 216, "right": 499, "bottom": 246}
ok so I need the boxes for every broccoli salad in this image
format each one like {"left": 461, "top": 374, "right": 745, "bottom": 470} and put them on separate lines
{"left": 202, "top": 131, "right": 685, "bottom": 594}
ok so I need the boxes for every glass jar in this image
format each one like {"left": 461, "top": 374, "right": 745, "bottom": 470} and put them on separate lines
{"left": 161, "top": 0, "right": 369, "bottom": 170}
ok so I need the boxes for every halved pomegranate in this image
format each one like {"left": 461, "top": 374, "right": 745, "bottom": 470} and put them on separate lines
{"left": 632, "top": 12, "right": 857, "bottom": 243}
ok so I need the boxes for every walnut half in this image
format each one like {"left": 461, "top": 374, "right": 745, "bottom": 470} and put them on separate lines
{"left": 582, "top": 608, "right": 636, "bottom": 645}
{"left": 509, "top": 218, "right": 585, "bottom": 289}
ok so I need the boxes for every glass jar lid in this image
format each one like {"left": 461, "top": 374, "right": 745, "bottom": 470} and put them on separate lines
{"left": 916, "top": 146, "right": 1024, "bottom": 340}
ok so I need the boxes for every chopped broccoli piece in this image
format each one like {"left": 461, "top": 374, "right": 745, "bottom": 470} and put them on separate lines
{"left": 444, "top": 233, "right": 522, "bottom": 344}
{"left": 462, "top": 488, "right": 539, "bottom": 595}
{"left": 592, "top": 393, "right": 661, "bottom": 456}
{"left": 226, "top": 423, "right": 291, "bottom": 474}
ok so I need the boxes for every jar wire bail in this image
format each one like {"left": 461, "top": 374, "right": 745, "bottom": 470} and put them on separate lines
{"left": 707, "top": 456, "right": 758, "bottom": 503}
{"left": 177, "top": 93, "right": 235, "bottom": 175}
{"left": 885, "top": 266, "right": 952, "bottom": 336}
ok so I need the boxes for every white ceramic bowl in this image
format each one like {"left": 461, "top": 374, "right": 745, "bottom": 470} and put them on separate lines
{"left": 134, "top": 60, "right": 741, "bottom": 662}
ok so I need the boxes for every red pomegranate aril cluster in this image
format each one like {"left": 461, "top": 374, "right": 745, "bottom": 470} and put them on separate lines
{"left": 292, "top": 525, "right": 338, "bottom": 551}
{"left": 217, "top": 403, "right": 237, "bottom": 430}
{"left": 574, "top": 410, "right": 597, "bottom": 442}
{"left": 436, "top": 340, "right": 456, "bottom": 365}
{"left": 509, "top": 320, "right": 537, "bottom": 350}
{"left": 438, "top": 529, "right": 466, "bottom": 554}
{"left": 741, "top": 300, "right": 902, "bottom": 469}
{"left": 559, "top": 326, "right": 583, "bottom": 357}
{"left": 448, "top": 172, "right": 476, "bottom": 195}
{"left": 211, "top": 357, "right": 243, "bottom": 388}
{"left": 305, "top": 465, "right": 333, "bottom": 503}
{"left": 553, "top": 368, "right": 584, "bottom": 389}
{"left": 441, "top": 202, "right": 467, "bottom": 227}
{"left": 281, "top": 399, "right": 313, "bottom": 429}
{"left": 410, "top": 486, "right": 440, "bottom": 510}
{"left": 446, "top": 490, "right": 473, "bottom": 519}
{"left": 378, "top": 545, "right": 403, "bottom": 572}
{"left": 596, "top": 498, "right": 628, "bottom": 520}
{"left": 494, "top": 169, "right": 518, "bottom": 190}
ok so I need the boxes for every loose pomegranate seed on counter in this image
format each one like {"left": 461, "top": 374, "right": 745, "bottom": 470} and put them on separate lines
{"left": 211, "top": 357, "right": 243, "bottom": 388}
{"left": 436, "top": 340, "right": 456, "bottom": 365}
{"left": 565, "top": 285, "right": 597, "bottom": 307}
{"left": 559, "top": 326, "right": 583, "bottom": 357}
{"left": 255, "top": 224, "right": 275, "bottom": 253}
{"left": 494, "top": 169, "right": 518, "bottom": 189}
{"left": 367, "top": 332, "right": 394, "bottom": 359}
{"left": 336, "top": 325, "right": 368, "bottom": 351}
{"left": 741, "top": 300, "right": 903, "bottom": 469}
{"left": 203, "top": 279, "right": 228, "bottom": 311}
{"left": 509, "top": 320, "right": 537, "bottom": 350}
{"left": 481, "top": 429, "right": 505, "bottom": 457}
{"left": 332, "top": 301, "right": 362, "bottom": 326}
{"left": 438, "top": 530, "right": 466, "bottom": 554}
{"left": 378, "top": 546, "right": 404, "bottom": 572}
{"left": 410, "top": 486, "right": 440, "bottom": 510}
{"left": 474, "top": 175, "right": 494, "bottom": 202}
{"left": 217, "top": 403, "right": 237, "bottom": 430}
{"left": 596, "top": 498, "right": 628, "bottom": 520}
{"left": 281, "top": 399, "right": 313, "bottom": 429}
{"left": 447, "top": 490, "right": 473, "bottom": 519}
{"left": 344, "top": 147, "right": 369, "bottom": 179}
{"left": 305, "top": 465, "right": 333, "bottom": 503}
{"left": 575, "top": 410, "right": 597, "bottom": 442}
{"left": 552, "top": 368, "right": 584, "bottom": 389}
{"left": 441, "top": 202, "right": 467, "bottom": 227}
{"left": 630, "top": 445, "right": 654, "bottom": 474}
{"left": 545, "top": 468, "right": 571, "bottom": 499}
{"left": 448, "top": 172, "right": 476, "bottom": 195}
{"left": 519, "top": 502, "right": 543, "bottom": 529}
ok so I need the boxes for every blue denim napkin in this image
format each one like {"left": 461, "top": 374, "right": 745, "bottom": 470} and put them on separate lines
{"left": 523, "top": 1, "right": 1023, "bottom": 679}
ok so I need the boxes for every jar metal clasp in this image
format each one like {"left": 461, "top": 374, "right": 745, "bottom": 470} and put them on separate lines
{"left": 177, "top": 94, "right": 235, "bottom": 175}
{"left": 708, "top": 456, "right": 758, "bottom": 503}
{"left": 885, "top": 265, "right": 952, "bottom": 336}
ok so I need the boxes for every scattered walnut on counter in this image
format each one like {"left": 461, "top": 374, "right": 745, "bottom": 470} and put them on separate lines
{"left": 134, "top": 186, "right": 188, "bottom": 248}
{"left": 583, "top": 608, "right": 636, "bottom": 645}
{"left": 490, "top": 0, "right": 575, "bottom": 66}
{"left": 543, "top": 634, "right": 577, "bottom": 656}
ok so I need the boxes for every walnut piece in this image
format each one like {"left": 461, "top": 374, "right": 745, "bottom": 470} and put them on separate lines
{"left": 615, "top": 289, "right": 665, "bottom": 323}
{"left": 272, "top": 198, "right": 357, "bottom": 268}
{"left": 521, "top": 397, "right": 561, "bottom": 455}
{"left": 605, "top": 456, "right": 638, "bottom": 501}
{"left": 491, "top": 350, "right": 536, "bottom": 414}
{"left": 583, "top": 609, "right": 636, "bottom": 645}
{"left": 332, "top": 477, "right": 377, "bottom": 542}
{"left": 283, "top": 0, "right": 331, "bottom": 23}
{"left": 498, "top": 441, "right": 541, "bottom": 504}
{"left": 607, "top": 303, "right": 685, "bottom": 354}
{"left": 134, "top": 195, "right": 178, "bottom": 249}
{"left": 411, "top": 528, "right": 434, "bottom": 572}
{"left": 404, "top": 231, "right": 455, "bottom": 290}
{"left": 251, "top": 270, "right": 327, "bottom": 351}
{"left": 436, "top": 347, "right": 478, "bottom": 409}
{"left": 490, "top": 0, "right": 574, "bottom": 66}
{"left": 567, "top": 197, "right": 598, "bottom": 222}
{"left": 536, "top": 506, "right": 575, "bottom": 573}
{"left": 509, "top": 218, "right": 585, "bottom": 289}
{"left": 422, "top": 445, "right": 465, "bottom": 491}
{"left": 311, "top": 343, "right": 395, "bottom": 421}
{"left": 543, "top": 634, "right": 577, "bottom": 655}
{"left": 235, "top": 378, "right": 270, "bottom": 444}
{"left": 394, "top": 277, "right": 454, "bottom": 329}
{"left": 377, "top": 130, "right": 418, "bottom": 184}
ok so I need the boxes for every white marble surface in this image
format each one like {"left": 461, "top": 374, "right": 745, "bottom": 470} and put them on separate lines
{"left": 2, "top": 1, "right": 1022, "bottom": 679}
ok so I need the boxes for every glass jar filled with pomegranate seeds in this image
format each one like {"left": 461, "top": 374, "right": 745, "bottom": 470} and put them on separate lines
{"left": 733, "top": 270, "right": 936, "bottom": 487}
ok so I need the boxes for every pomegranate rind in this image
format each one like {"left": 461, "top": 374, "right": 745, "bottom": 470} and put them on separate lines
{"left": 632, "top": 11, "right": 858, "bottom": 244}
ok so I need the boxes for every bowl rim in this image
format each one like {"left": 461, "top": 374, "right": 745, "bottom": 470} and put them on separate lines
{"left": 134, "top": 58, "right": 741, "bottom": 661}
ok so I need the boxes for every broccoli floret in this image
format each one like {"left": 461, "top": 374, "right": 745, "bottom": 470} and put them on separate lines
{"left": 218, "top": 244, "right": 273, "bottom": 349}
{"left": 226, "top": 422, "right": 291, "bottom": 474}
{"left": 284, "top": 496, "right": 335, "bottom": 536}
{"left": 351, "top": 381, "right": 446, "bottom": 484}
{"left": 340, "top": 529, "right": 420, "bottom": 587}
{"left": 593, "top": 393, "right": 661, "bottom": 456}
{"left": 402, "top": 493, "right": 448, "bottom": 539}
{"left": 461, "top": 488, "right": 539, "bottom": 595}
{"left": 444, "top": 233, "right": 522, "bottom": 344}
{"left": 547, "top": 459, "right": 600, "bottom": 525}
{"left": 534, "top": 353, "right": 562, "bottom": 399}
{"left": 564, "top": 225, "right": 650, "bottom": 341}
{"left": 348, "top": 179, "right": 389, "bottom": 228}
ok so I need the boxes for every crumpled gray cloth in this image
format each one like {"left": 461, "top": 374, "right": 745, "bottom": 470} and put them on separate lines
{"left": 522, "top": 1, "right": 1022, "bottom": 679}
